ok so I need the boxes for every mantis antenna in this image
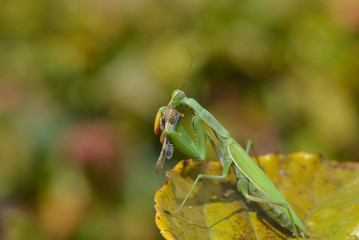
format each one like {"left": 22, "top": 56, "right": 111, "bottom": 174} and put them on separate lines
{"left": 178, "top": 46, "right": 193, "bottom": 91}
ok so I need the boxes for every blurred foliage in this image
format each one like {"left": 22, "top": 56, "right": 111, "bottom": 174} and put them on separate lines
{"left": 155, "top": 153, "right": 359, "bottom": 239}
{"left": 0, "top": 0, "right": 358, "bottom": 239}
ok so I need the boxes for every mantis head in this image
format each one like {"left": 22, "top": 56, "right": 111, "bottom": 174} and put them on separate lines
{"left": 169, "top": 89, "right": 186, "bottom": 108}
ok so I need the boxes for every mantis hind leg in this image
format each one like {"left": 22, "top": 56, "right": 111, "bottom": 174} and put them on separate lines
{"left": 237, "top": 177, "right": 300, "bottom": 239}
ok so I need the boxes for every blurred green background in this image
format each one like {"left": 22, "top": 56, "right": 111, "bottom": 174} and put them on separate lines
{"left": 0, "top": 0, "right": 358, "bottom": 239}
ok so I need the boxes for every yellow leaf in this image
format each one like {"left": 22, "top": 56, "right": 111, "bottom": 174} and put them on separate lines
{"left": 154, "top": 152, "right": 359, "bottom": 240}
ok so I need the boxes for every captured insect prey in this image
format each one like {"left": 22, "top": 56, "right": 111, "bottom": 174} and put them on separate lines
{"left": 154, "top": 105, "right": 183, "bottom": 174}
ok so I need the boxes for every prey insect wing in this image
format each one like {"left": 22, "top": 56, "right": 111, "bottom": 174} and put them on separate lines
{"left": 166, "top": 139, "right": 174, "bottom": 158}
{"left": 166, "top": 113, "right": 181, "bottom": 159}
{"left": 156, "top": 137, "right": 171, "bottom": 174}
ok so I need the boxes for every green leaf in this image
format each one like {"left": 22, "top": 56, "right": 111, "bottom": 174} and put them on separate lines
{"left": 154, "top": 152, "right": 359, "bottom": 240}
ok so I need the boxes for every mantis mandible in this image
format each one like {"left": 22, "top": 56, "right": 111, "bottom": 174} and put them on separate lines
{"left": 154, "top": 90, "right": 308, "bottom": 239}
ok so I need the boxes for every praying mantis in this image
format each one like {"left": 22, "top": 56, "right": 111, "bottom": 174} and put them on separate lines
{"left": 154, "top": 89, "right": 308, "bottom": 239}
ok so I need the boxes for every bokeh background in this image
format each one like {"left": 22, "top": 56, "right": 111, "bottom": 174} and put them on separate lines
{"left": 1, "top": 0, "right": 359, "bottom": 239}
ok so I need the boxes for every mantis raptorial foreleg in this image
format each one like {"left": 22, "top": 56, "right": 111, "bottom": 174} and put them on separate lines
{"left": 164, "top": 114, "right": 206, "bottom": 161}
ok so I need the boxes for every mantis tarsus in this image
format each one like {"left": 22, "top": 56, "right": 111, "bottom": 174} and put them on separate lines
{"left": 154, "top": 90, "right": 308, "bottom": 239}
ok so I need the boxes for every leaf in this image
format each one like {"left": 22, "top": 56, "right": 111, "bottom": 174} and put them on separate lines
{"left": 154, "top": 152, "right": 359, "bottom": 240}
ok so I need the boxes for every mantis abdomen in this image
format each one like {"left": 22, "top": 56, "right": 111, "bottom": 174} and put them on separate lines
{"left": 233, "top": 165, "right": 298, "bottom": 235}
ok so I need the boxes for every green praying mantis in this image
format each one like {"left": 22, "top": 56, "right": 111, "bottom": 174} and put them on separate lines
{"left": 154, "top": 89, "right": 308, "bottom": 239}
